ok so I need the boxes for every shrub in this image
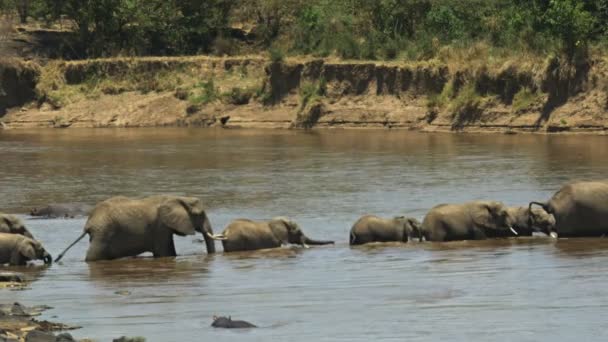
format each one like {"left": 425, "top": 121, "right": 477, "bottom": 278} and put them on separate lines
{"left": 269, "top": 46, "right": 285, "bottom": 63}
{"left": 512, "top": 87, "right": 542, "bottom": 112}
{"left": 189, "top": 80, "right": 218, "bottom": 105}
{"left": 223, "top": 87, "right": 252, "bottom": 105}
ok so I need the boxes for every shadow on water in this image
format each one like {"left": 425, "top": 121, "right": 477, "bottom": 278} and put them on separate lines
{"left": 0, "top": 264, "right": 49, "bottom": 286}
{"left": 86, "top": 256, "right": 212, "bottom": 285}
{"left": 552, "top": 238, "right": 608, "bottom": 258}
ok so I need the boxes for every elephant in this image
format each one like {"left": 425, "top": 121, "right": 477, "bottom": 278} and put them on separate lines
{"left": 530, "top": 180, "right": 608, "bottom": 237}
{"left": 349, "top": 215, "right": 422, "bottom": 245}
{"left": 30, "top": 203, "right": 92, "bottom": 218}
{"left": 54, "top": 195, "right": 220, "bottom": 262}
{"left": 0, "top": 213, "right": 34, "bottom": 239}
{"left": 217, "top": 217, "right": 334, "bottom": 252}
{"left": 420, "top": 201, "right": 517, "bottom": 242}
{"left": 502, "top": 206, "right": 556, "bottom": 237}
{"left": 211, "top": 316, "right": 257, "bottom": 328}
{"left": 0, "top": 233, "right": 52, "bottom": 266}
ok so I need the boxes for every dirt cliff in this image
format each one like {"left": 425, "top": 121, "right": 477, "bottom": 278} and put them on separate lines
{"left": 1, "top": 56, "right": 607, "bottom": 133}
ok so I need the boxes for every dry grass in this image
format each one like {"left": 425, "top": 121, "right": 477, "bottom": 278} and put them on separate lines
{"left": 35, "top": 56, "right": 267, "bottom": 109}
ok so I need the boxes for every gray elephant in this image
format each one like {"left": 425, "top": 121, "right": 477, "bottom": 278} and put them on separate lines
{"left": 0, "top": 214, "right": 34, "bottom": 239}
{"left": 350, "top": 215, "right": 422, "bottom": 245}
{"left": 217, "top": 217, "right": 334, "bottom": 252}
{"left": 30, "top": 203, "right": 92, "bottom": 218}
{"left": 530, "top": 180, "right": 608, "bottom": 237}
{"left": 420, "top": 201, "right": 517, "bottom": 242}
{"left": 0, "top": 233, "right": 52, "bottom": 266}
{"left": 55, "top": 195, "right": 219, "bottom": 262}
{"left": 502, "top": 206, "right": 556, "bottom": 237}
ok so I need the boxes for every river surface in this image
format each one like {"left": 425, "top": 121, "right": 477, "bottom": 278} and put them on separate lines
{"left": 1, "top": 128, "right": 608, "bottom": 341}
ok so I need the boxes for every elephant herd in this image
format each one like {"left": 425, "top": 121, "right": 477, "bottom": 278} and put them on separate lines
{"left": 0, "top": 180, "right": 607, "bottom": 266}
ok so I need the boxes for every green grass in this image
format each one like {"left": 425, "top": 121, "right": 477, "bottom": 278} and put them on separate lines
{"left": 512, "top": 87, "right": 542, "bottom": 112}
{"left": 188, "top": 80, "right": 219, "bottom": 105}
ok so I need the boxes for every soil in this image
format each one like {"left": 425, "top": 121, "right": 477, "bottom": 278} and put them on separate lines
{"left": 0, "top": 28, "right": 607, "bottom": 134}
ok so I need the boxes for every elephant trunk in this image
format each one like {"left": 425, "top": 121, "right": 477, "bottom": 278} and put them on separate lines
{"left": 42, "top": 252, "right": 52, "bottom": 265}
{"left": 302, "top": 236, "right": 334, "bottom": 246}
{"left": 23, "top": 229, "right": 34, "bottom": 239}
{"left": 528, "top": 201, "right": 557, "bottom": 238}
{"left": 201, "top": 216, "right": 216, "bottom": 254}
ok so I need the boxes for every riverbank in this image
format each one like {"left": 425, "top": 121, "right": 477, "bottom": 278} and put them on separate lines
{"left": 1, "top": 54, "right": 607, "bottom": 133}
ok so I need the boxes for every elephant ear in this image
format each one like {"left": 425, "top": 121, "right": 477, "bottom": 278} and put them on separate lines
{"left": 158, "top": 198, "right": 196, "bottom": 236}
{"left": 0, "top": 216, "right": 9, "bottom": 232}
{"left": 19, "top": 240, "right": 37, "bottom": 260}
{"left": 269, "top": 217, "right": 293, "bottom": 243}
{"left": 472, "top": 202, "right": 502, "bottom": 230}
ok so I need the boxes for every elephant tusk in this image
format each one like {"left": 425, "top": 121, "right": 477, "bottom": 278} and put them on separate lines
{"left": 549, "top": 231, "right": 558, "bottom": 239}
{"left": 206, "top": 232, "right": 227, "bottom": 240}
{"left": 509, "top": 227, "right": 518, "bottom": 235}
{"left": 302, "top": 243, "right": 310, "bottom": 249}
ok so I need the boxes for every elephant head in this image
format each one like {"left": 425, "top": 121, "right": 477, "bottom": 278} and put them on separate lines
{"left": 528, "top": 203, "right": 558, "bottom": 238}
{"left": 269, "top": 217, "right": 334, "bottom": 248}
{"left": 393, "top": 216, "right": 423, "bottom": 242}
{"left": 0, "top": 214, "right": 34, "bottom": 239}
{"left": 474, "top": 201, "right": 517, "bottom": 235}
{"left": 18, "top": 238, "right": 52, "bottom": 265}
{"left": 158, "top": 197, "right": 216, "bottom": 253}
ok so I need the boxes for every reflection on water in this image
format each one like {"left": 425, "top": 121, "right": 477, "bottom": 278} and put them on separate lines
{"left": 0, "top": 129, "right": 608, "bottom": 341}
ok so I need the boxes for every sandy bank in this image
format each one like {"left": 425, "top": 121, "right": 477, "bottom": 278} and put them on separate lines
{"left": 1, "top": 56, "right": 607, "bottom": 134}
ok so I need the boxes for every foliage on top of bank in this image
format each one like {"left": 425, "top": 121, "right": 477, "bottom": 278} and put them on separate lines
{"left": 1, "top": 0, "right": 607, "bottom": 61}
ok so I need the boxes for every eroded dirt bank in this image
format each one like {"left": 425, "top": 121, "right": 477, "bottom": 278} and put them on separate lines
{"left": 1, "top": 56, "right": 607, "bottom": 133}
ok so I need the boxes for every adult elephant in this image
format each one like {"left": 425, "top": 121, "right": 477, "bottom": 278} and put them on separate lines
{"left": 0, "top": 233, "right": 52, "bottom": 266}
{"left": 350, "top": 215, "right": 422, "bottom": 245}
{"left": 218, "top": 217, "right": 334, "bottom": 252}
{"left": 529, "top": 180, "right": 608, "bottom": 237}
{"left": 55, "top": 195, "right": 219, "bottom": 262}
{"left": 0, "top": 213, "right": 34, "bottom": 239}
{"left": 30, "top": 203, "right": 92, "bottom": 218}
{"left": 420, "top": 201, "right": 517, "bottom": 242}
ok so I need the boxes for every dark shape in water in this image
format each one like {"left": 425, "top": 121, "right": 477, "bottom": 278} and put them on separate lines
{"left": 30, "top": 203, "right": 92, "bottom": 219}
{"left": 211, "top": 316, "right": 257, "bottom": 329}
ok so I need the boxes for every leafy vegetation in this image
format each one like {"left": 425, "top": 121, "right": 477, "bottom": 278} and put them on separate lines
{"left": 2, "top": 0, "right": 608, "bottom": 61}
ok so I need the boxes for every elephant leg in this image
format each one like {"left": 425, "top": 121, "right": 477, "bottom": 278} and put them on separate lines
{"left": 427, "top": 226, "right": 447, "bottom": 242}
{"left": 85, "top": 242, "right": 111, "bottom": 262}
{"left": 153, "top": 236, "right": 177, "bottom": 258}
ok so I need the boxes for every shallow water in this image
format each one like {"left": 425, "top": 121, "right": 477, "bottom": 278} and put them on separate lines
{"left": 1, "top": 128, "right": 608, "bottom": 341}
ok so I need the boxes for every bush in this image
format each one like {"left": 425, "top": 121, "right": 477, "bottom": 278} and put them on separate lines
{"left": 269, "top": 46, "right": 285, "bottom": 63}
{"left": 189, "top": 80, "right": 218, "bottom": 105}
{"left": 544, "top": 0, "right": 595, "bottom": 60}
{"left": 512, "top": 87, "right": 542, "bottom": 112}
{"left": 223, "top": 87, "right": 252, "bottom": 105}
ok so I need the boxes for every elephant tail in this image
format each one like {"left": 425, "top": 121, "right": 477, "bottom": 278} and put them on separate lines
{"left": 54, "top": 231, "right": 88, "bottom": 262}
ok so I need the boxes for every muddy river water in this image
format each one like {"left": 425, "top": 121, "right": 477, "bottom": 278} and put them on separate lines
{"left": 1, "top": 129, "right": 608, "bottom": 341}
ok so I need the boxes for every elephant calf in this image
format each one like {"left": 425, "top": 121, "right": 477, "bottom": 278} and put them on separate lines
{"left": 0, "top": 233, "right": 52, "bottom": 266}
{"left": 350, "top": 215, "right": 422, "bottom": 245}
{"left": 217, "top": 217, "right": 334, "bottom": 252}
{"left": 0, "top": 213, "right": 34, "bottom": 239}
{"left": 421, "top": 201, "right": 517, "bottom": 242}
{"left": 503, "top": 206, "right": 556, "bottom": 237}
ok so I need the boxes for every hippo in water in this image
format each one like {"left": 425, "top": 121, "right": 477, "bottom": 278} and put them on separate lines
{"left": 211, "top": 316, "right": 257, "bottom": 329}
{"left": 30, "top": 203, "right": 92, "bottom": 219}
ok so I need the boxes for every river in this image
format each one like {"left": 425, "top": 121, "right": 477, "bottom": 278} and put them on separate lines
{"left": 1, "top": 128, "right": 607, "bottom": 341}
